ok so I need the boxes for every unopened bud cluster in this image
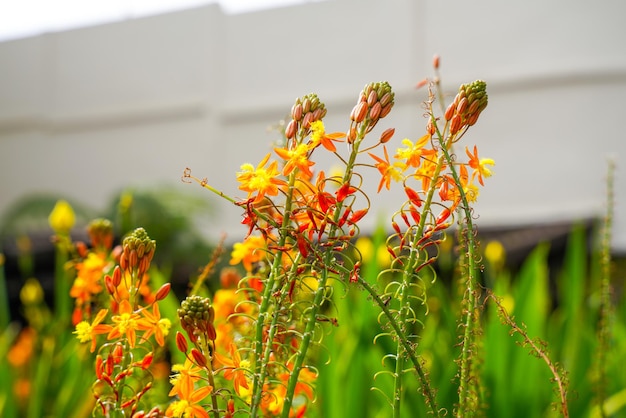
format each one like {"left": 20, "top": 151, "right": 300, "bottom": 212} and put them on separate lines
{"left": 87, "top": 218, "right": 114, "bottom": 250}
{"left": 445, "top": 80, "right": 488, "bottom": 135}
{"left": 119, "top": 227, "right": 156, "bottom": 277}
{"left": 285, "top": 93, "right": 327, "bottom": 140}
{"left": 349, "top": 81, "right": 394, "bottom": 141}
{"left": 178, "top": 295, "right": 217, "bottom": 342}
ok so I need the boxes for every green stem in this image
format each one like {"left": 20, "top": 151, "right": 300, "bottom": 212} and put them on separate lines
{"left": 392, "top": 152, "right": 446, "bottom": 418}
{"left": 0, "top": 248, "right": 10, "bottom": 329}
{"left": 53, "top": 235, "right": 72, "bottom": 329}
{"left": 250, "top": 171, "right": 298, "bottom": 416}
{"left": 280, "top": 124, "right": 368, "bottom": 418}
{"left": 596, "top": 158, "right": 614, "bottom": 418}
{"left": 251, "top": 254, "right": 301, "bottom": 414}
{"left": 436, "top": 132, "right": 481, "bottom": 418}
{"left": 200, "top": 336, "right": 221, "bottom": 418}
{"left": 359, "top": 276, "right": 440, "bottom": 417}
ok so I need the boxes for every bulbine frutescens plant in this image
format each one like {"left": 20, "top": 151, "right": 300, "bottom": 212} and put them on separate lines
{"left": 182, "top": 58, "right": 494, "bottom": 416}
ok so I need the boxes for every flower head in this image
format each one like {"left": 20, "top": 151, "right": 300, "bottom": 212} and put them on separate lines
{"left": 138, "top": 303, "right": 171, "bottom": 346}
{"left": 214, "top": 343, "right": 251, "bottom": 395}
{"left": 309, "top": 120, "right": 345, "bottom": 152}
{"left": 48, "top": 200, "right": 75, "bottom": 234}
{"left": 274, "top": 143, "right": 315, "bottom": 177}
{"left": 74, "top": 308, "right": 110, "bottom": 352}
{"left": 395, "top": 135, "right": 435, "bottom": 168}
{"left": 465, "top": 145, "right": 495, "bottom": 186}
{"left": 230, "top": 234, "right": 267, "bottom": 272}
{"left": 237, "top": 153, "right": 288, "bottom": 203}
{"left": 107, "top": 299, "right": 141, "bottom": 347}
{"left": 369, "top": 146, "right": 406, "bottom": 192}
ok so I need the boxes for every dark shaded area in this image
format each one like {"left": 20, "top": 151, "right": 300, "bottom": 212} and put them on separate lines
{"left": 1, "top": 217, "right": 605, "bottom": 324}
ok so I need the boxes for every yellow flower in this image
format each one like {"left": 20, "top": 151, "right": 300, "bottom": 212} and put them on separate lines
{"left": 309, "top": 120, "right": 345, "bottom": 152}
{"left": 395, "top": 135, "right": 436, "bottom": 168}
{"left": 48, "top": 200, "right": 76, "bottom": 234}
{"left": 73, "top": 308, "right": 110, "bottom": 352}
{"left": 20, "top": 278, "right": 44, "bottom": 305}
{"left": 274, "top": 143, "right": 315, "bottom": 177}
{"left": 107, "top": 300, "right": 141, "bottom": 347}
{"left": 237, "top": 153, "right": 287, "bottom": 203}
{"left": 230, "top": 235, "right": 267, "bottom": 272}
{"left": 484, "top": 240, "right": 506, "bottom": 270}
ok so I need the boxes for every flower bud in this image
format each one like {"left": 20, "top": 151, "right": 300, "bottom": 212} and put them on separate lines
{"left": 379, "top": 92, "right": 393, "bottom": 107}
{"left": 48, "top": 200, "right": 76, "bottom": 235}
{"left": 450, "top": 114, "right": 462, "bottom": 134}
{"left": 351, "top": 102, "right": 368, "bottom": 123}
{"left": 347, "top": 126, "right": 357, "bottom": 144}
{"left": 379, "top": 103, "right": 393, "bottom": 119}
{"left": 105, "top": 275, "right": 116, "bottom": 295}
{"left": 76, "top": 241, "right": 88, "bottom": 258}
{"left": 369, "top": 102, "right": 382, "bottom": 121}
{"left": 291, "top": 102, "right": 303, "bottom": 121}
{"left": 191, "top": 348, "right": 207, "bottom": 368}
{"left": 122, "top": 228, "right": 156, "bottom": 276}
{"left": 444, "top": 102, "right": 456, "bottom": 121}
{"left": 87, "top": 218, "right": 114, "bottom": 249}
{"left": 178, "top": 295, "right": 216, "bottom": 341}
{"left": 112, "top": 265, "right": 122, "bottom": 286}
{"left": 367, "top": 89, "right": 378, "bottom": 107}
{"left": 285, "top": 120, "right": 297, "bottom": 139}
{"left": 302, "top": 112, "right": 313, "bottom": 129}
{"left": 379, "top": 127, "right": 395, "bottom": 143}
{"left": 456, "top": 97, "right": 468, "bottom": 115}
{"left": 154, "top": 283, "right": 171, "bottom": 301}
{"left": 176, "top": 331, "right": 188, "bottom": 353}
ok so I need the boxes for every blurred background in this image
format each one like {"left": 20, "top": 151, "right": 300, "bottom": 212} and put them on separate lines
{"left": 1, "top": 0, "right": 625, "bottom": 251}
{"left": 1, "top": 2, "right": 626, "bottom": 416}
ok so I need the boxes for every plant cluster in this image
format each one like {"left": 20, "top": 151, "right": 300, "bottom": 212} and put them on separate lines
{"left": 1, "top": 58, "right": 623, "bottom": 418}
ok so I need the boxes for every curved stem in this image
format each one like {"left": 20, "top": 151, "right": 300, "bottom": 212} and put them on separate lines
{"left": 359, "top": 277, "right": 440, "bottom": 417}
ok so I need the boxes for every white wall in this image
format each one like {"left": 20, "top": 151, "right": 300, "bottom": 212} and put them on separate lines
{"left": 1, "top": 0, "right": 625, "bottom": 251}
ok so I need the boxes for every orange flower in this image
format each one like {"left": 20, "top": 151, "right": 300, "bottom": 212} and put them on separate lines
{"left": 369, "top": 146, "right": 406, "bottom": 192}
{"left": 309, "top": 120, "right": 345, "bottom": 152}
{"left": 137, "top": 303, "right": 171, "bottom": 346}
{"left": 394, "top": 135, "right": 435, "bottom": 168}
{"left": 71, "top": 252, "right": 107, "bottom": 305}
{"left": 169, "top": 358, "right": 204, "bottom": 398}
{"left": 237, "top": 153, "right": 288, "bottom": 203}
{"left": 415, "top": 151, "right": 441, "bottom": 192}
{"left": 74, "top": 308, "right": 111, "bottom": 352}
{"left": 107, "top": 300, "right": 141, "bottom": 347}
{"left": 465, "top": 145, "right": 494, "bottom": 186}
{"left": 214, "top": 343, "right": 250, "bottom": 395}
{"left": 166, "top": 384, "right": 213, "bottom": 418}
{"left": 274, "top": 143, "right": 315, "bottom": 177}
{"left": 230, "top": 234, "right": 267, "bottom": 272}
{"left": 7, "top": 327, "right": 36, "bottom": 367}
